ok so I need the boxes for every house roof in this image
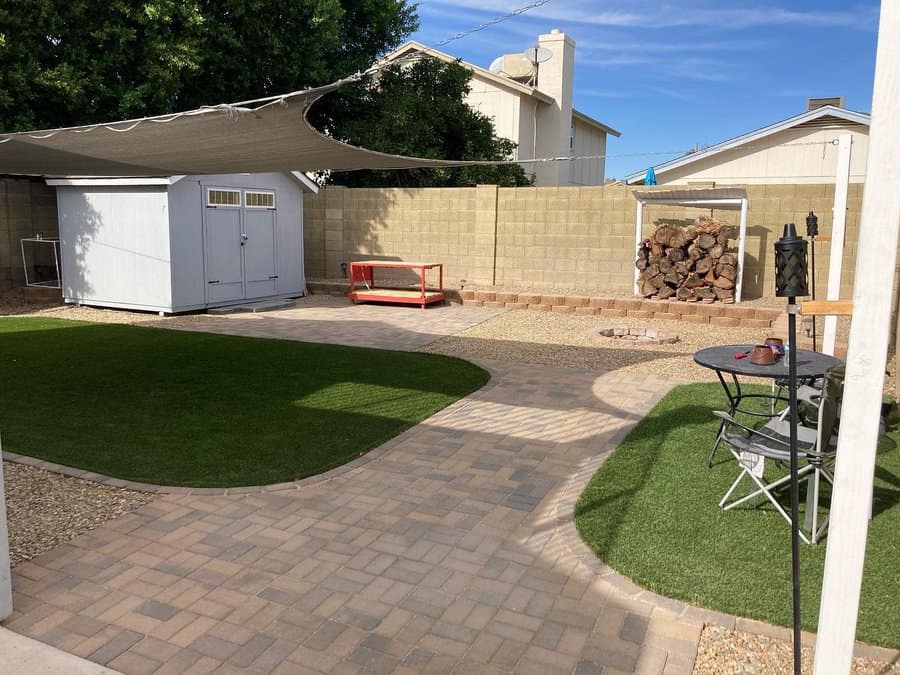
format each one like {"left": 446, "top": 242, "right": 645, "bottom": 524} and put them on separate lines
{"left": 380, "top": 42, "right": 619, "bottom": 137}
{"left": 625, "top": 105, "right": 871, "bottom": 184}
{"left": 381, "top": 41, "right": 554, "bottom": 104}
{"left": 573, "top": 109, "right": 621, "bottom": 138}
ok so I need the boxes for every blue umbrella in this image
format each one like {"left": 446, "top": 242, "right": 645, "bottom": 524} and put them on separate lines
{"left": 645, "top": 167, "right": 657, "bottom": 185}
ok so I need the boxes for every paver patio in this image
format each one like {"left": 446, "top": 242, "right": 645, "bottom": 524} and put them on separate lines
{"left": 152, "top": 296, "right": 506, "bottom": 351}
{"left": 3, "top": 300, "right": 707, "bottom": 674}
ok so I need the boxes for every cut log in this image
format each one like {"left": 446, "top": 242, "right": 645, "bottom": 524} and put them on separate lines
{"left": 650, "top": 243, "right": 665, "bottom": 258}
{"left": 648, "top": 253, "right": 662, "bottom": 265}
{"left": 674, "top": 261, "right": 690, "bottom": 276}
{"left": 695, "top": 286, "right": 716, "bottom": 300}
{"left": 719, "top": 252, "right": 737, "bottom": 267}
{"left": 714, "top": 287, "right": 735, "bottom": 301}
{"left": 705, "top": 268, "right": 717, "bottom": 284}
{"left": 688, "top": 244, "right": 704, "bottom": 261}
{"left": 713, "top": 275, "right": 736, "bottom": 290}
{"left": 636, "top": 257, "right": 649, "bottom": 271}
{"left": 667, "top": 247, "right": 686, "bottom": 262}
{"left": 637, "top": 247, "right": 649, "bottom": 260}
{"left": 640, "top": 279, "right": 658, "bottom": 296}
{"left": 694, "top": 256, "right": 713, "bottom": 275}
{"left": 655, "top": 225, "right": 686, "bottom": 248}
{"left": 708, "top": 243, "right": 724, "bottom": 259}
{"left": 716, "top": 263, "right": 737, "bottom": 281}
{"left": 676, "top": 287, "right": 695, "bottom": 301}
{"left": 683, "top": 273, "right": 705, "bottom": 289}
{"left": 649, "top": 273, "right": 666, "bottom": 289}
{"left": 658, "top": 258, "right": 673, "bottom": 273}
{"left": 697, "top": 233, "right": 717, "bottom": 249}
{"left": 664, "top": 269, "right": 681, "bottom": 286}
{"left": 657, "top": 285, "right": 676, "bottom": 300}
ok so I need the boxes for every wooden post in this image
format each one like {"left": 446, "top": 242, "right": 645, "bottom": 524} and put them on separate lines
{"left": 634, "top": 199, "right": 644, "bottom": 295}
{"left": 822, "top": 133, "right": 853, "bottom": 355}
{"left": 735, "top": 197, "right": 749, "bottom": 302}
{"left": 813, "top": 2, "right": 900, "bottom": 672}
{"left": 0, "top": 437, "right": 12, "bottom": 621}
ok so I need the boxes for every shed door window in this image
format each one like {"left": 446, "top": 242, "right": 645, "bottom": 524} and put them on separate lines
{"left": 245, "top": 191, "right": 275, "bottom": 209}
{"left": 207, "top": 189, "right": 241, "bottom": 207}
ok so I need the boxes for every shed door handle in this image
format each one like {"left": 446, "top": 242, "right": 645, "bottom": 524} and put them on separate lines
{"left": 208, "top": 280, "right": 220, "bottom": 284}
{"left": 268, "top": 275, "right": 278, "bottom": 279}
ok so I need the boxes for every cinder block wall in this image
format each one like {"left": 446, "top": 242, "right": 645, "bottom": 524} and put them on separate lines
{"left": 304, "top": 182, "right": 862, "bottom": 300}
{"left": 0, "top": 178, "right": 59, "bottom": 292}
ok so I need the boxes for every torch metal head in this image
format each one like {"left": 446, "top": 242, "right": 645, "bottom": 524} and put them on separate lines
{"left": 775, "top": 223, "right": 809, "bottom": 298}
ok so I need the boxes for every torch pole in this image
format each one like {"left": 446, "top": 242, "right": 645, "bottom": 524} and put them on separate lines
{"left": 810, "top": 239, "right": 817, "bottom": 351}
{"left": 788, "top": 300, "right": 801, "bottom": 675}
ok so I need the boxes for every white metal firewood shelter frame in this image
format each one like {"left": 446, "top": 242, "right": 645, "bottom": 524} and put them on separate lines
{"left": 632, "top": 188, "right": 749, "bottom": 303}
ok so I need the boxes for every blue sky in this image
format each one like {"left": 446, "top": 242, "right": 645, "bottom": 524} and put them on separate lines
{"left": 408, "top": 0, "right": 880, "bottom": 179}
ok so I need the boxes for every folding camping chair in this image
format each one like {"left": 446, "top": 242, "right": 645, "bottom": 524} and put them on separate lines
{"left": 714, "top": 365, "right": 843, "bottom": 545}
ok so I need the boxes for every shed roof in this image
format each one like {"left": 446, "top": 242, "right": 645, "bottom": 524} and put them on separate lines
{"left": 625, "top": 105, "right": 871, "bottom": 185}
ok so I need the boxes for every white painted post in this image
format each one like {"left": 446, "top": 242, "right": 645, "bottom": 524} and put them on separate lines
{"left": 735, "top": 197, "right": 749, "bottom": 303}
{"left": 814, "top": 3, "right": 900, "bottom": 672}
{"left": 822, "top": 133, "right": 853, "bottom": 355}
{"left": 634, "top": 198, "right": 644, "bottom": 295}
{"left": 0, "top": 436, "right": 12, "bottom": 621}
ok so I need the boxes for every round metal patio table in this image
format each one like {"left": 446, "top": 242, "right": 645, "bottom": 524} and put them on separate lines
{"left": 694, "top": 344, "right": 843, "bottom": 466}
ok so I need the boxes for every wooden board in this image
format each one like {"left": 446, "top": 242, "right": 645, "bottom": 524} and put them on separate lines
{"left": 801, "top": 300, "right": 853, "bottom": 316}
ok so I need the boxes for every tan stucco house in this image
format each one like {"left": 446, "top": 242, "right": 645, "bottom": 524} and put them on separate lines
{"left": 381, "top": 31, "right": 621, "bottom": 187}
{"left": 626, "top": 100, "right": 870, "bottom": 186}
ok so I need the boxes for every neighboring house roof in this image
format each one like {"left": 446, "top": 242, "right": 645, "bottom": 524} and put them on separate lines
{"left": 381, "top": 41, "right": 554, "bottom": 104}
{"left": 573, "top": 109, "right": 621, "bottom": 138}
{"left": 625, "top": 105, "right": 871, "bottom": 184}
{"left": 380, "top": 41, "right": 618, "bottom": 136}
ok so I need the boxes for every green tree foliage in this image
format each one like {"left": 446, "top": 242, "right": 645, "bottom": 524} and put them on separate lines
{"left": 321, "top": 59, "right": 532, "bottom": 187}
{"left": 0, "top": 0, "right": 417, "bottom": 132}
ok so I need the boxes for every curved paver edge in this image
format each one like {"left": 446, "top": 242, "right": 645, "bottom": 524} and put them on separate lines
{"left": 0, "top": 360, "right": 504, "bottom": 497}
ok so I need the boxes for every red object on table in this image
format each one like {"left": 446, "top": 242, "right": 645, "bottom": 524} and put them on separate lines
{"left": 348, "top": 261, "right": 444, "bottom": 309}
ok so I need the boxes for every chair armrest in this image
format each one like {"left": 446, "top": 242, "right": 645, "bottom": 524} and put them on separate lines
{"left": 712, "top": 410, "right": 792, "bottom": 449}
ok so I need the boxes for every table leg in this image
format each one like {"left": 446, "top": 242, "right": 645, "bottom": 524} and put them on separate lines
{"left": 708, "top": 370, "right": 741, "bottom": 467}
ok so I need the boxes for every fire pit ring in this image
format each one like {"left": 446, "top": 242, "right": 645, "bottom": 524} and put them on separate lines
{"left": 592, "top": 327, "right": 679, "bottom": 345}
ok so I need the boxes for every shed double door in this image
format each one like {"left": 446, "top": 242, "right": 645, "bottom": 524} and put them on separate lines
{"left": 204, "top": 187, "right": 278, "bottom": 304}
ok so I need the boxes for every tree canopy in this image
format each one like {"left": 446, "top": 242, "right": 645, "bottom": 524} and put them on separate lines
{"left": 320, "top": 59, "right": 532, "bottom": 187}
{"left": 0, "top": 0, "right": 417, "bottom": 131}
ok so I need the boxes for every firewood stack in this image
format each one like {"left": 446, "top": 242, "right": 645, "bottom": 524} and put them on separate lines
{"left": 635, "top": 216, "right": 738, "bottom": 302}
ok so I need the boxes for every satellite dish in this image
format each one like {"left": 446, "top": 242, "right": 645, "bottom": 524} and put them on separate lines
{"left": 489, "top": 56, "right": 504, "bottom": 74}
{"left": 523, "top": 46, "right": 552, "bottom": 65}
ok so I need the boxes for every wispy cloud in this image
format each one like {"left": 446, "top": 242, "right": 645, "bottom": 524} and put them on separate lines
{"left": 419, "top": 0, "right": 878, "bottom": 31}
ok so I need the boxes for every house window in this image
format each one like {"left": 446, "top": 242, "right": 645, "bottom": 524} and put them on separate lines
{"left": 207, "top": 189, "right": 241, "bottom": 207}
{"left": 245, "top": 191, "right": 275, "bottom": 209}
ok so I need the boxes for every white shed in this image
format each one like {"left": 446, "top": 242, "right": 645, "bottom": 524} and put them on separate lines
{"left": 46, "top": 172, "right": 317, "bottom": 313}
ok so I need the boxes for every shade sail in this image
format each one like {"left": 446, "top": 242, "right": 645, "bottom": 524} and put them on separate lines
{"left": 0, "top": 83, "right": 471, "bottom": 177}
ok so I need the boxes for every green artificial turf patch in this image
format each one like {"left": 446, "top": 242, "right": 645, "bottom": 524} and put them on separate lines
{"left": 0, "top": 317, "right": 489, "bottom": 487}
{"left": 575, "top": 382, "right": 900, "bottom": 648}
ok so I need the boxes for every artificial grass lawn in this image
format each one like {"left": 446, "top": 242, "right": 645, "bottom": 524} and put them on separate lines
{"left": 0, "top": 317, "right": 489, "bottom": 487}
{"left": 575, "top": 382, "right": 900, "bottom": 649}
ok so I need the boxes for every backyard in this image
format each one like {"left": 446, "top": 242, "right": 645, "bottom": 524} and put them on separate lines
{"left": 0, "top": 316, "right": 488, "bottom": 487}
{"left": 1, "top": 298, "right": 897, "bottom": 673}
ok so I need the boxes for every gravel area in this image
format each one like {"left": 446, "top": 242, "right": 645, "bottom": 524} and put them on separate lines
{"left": 424, "top": 309, "right": 773, "bottom": 382}
{"left": 2, "top": 461, "right": 156, "bottom": 567}
{"left": 694, "top": 625, "right": 900, "bottom": 674}
{"left": 423, "top": 309, "right": 897, "bottom": 394}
